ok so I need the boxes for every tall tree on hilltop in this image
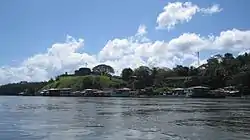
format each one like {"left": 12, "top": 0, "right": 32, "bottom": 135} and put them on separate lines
{"left": 92, "top": 64, "right": 115, "bottom": 75}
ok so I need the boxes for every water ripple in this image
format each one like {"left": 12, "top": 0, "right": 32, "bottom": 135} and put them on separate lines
{"left": 0, "top": 97, "right": 250, "bottom": 140}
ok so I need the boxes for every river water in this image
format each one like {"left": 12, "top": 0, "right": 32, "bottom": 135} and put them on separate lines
{"left": 0, "top": 96, "right": 250, "bottom": 140}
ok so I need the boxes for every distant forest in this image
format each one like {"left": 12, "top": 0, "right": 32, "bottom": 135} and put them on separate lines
{"left": 1, "top": 52, "right": 250, "bottom": 95}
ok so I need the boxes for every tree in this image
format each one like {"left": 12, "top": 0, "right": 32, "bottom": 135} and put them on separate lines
{"left": 173, "top": 65, "right": 189, "bottom": 76}
{"left": 151, "top": 67, "right": 158, "bottom": 80}
{"left": 48, "top": 78, "right": 54, "bottom": 83}
{"left": 134, "top": 66, "right": 151, "bottom": 78}
{"left": 222, "top": 53, "right": 237, "bottom": 76}
{"left": 92, "top": 64, "right": 115, "bottom": 75}
{"left": 121, "top": 68, "right": 134, "bottom": 81}
{"left": 188, "top": 66, "right": 199, "bottom": 76}
{"left": 154, "top": 68, "right": 170, "bottom": 87}
{"left": 75, "top": 67, "right": 91, "bottom": 76}
{"left": 133, "top": 66, "right": 152, "bottom": 89}
{"left": 55, "top": 76, "right": 60, "bottom": 81}
{"left": 0, "top": 82, "right": 47, "bottom": 95}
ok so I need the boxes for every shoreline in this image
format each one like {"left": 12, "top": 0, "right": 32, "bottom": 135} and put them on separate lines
{"left": 1, "top": 94, "right": 247, "bottom": 99}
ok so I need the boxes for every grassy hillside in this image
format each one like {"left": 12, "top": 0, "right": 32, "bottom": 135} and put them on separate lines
{"left": 42, "top": 75, "right": 126, "bottom": 91}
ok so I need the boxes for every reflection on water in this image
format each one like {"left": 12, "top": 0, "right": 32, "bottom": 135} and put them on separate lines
{"left": 0, "top": 97, "right": 250, "bottom": 140}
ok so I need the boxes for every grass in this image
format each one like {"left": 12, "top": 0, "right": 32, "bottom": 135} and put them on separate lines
{"left": 42, "top": 75, "right": 126, "bottom": 91}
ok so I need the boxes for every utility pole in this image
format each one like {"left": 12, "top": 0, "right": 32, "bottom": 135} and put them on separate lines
{"left": 197, "top": 51, "right": 200, "bottom": 66}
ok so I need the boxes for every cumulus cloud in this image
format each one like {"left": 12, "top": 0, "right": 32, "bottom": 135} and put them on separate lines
{"left": 23, "top": 35, "right": 98, "bottom": 72}
{"left": 136, "top": 24, "right": 147, "bottom": 36}
{"left": 190, "top": 59, "right": 208, "bottom": 67}
{"left": 168, "top": 33, "right": 212, "bottom": 53}
{"left": 200, "top": 4, "right": 222, "bottom": 14}
{"left": 214, "top": 29, "right": 250, "bottom": 51}
{"left": 1, "top": 28, "right": 250, "bottom": 85}
{"left": 98, "top": 28, "right": 250, "bottom": 74}
{"left": 239, "top": 50, "right": 250, "bottom": 55}
{"left": 98, "top": 38, "right": 135, "bottom": 61}
{"left": 1, "top": 2, "right": 250, "bottom": 85}
{"left": 156, "top": 2, "right": 222, "bottom": 30}
{"left": 0, "top": 35, "right": 97, "bottom": 84}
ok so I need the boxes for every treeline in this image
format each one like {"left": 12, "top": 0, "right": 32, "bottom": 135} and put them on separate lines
{"left": 0, "top": 82, "right": 47, "bottom": 95}
{"left": 49, "top": 52, "right": 250, "bottom": 92}
{"left": 120, "top": 52, "right": 250, "bottom": 91}
{"left": 1, "top": 52, "right": 250, "bottom": 95}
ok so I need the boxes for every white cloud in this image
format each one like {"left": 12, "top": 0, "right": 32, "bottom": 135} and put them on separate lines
{"left": 1, "top": 1, "right": 249, "bottom": 86}
{"left": 168, "top": 33, "right": 212, "bottom": 53}
{"left": 136, "top": 24, "right": 147, "bottom": 36}
{"left": 200, "top": 4, "right": 222, "bottom": 14}
{"left": 190, "top": 59, "right": 207, "bottom": 67}
{"left": 98, "top": 38, "right": 136, "bottom": 61}
{"left": 239, "top": 50, "right": 250, "bottom": 55}
{"left": 156, "top": 2, "right": 198, "bottom": 30}
{"left": 1, "top": 28, "right": 250, "bottom": 85}
{"left": 0, "top": 35, "right": 98, "bottom": 84}
{"left": 134, "top": 25, "right": 150, "bottom": 43}
{"left": 214, "top": 29, "right": 250, "bottom": 51}
{"left": 134, "top": 41, "right": 169, "bottom": 58}
{"left": 156, "top": 2, "right": 222, "bottom": 30}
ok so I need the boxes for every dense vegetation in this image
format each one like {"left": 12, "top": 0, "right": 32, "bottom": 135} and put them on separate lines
{"left": 1, "top": 52, "right": 250, "bottom": 95}
{"left": 0, "top": 82, "right": 47, "bottom": 95}
{"left": 120, "top": 52, "right": 250, "bottom": 93}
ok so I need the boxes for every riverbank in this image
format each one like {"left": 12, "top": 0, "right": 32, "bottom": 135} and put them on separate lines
{"left": 16, "top": 86, "right": 250, "bottom": 99}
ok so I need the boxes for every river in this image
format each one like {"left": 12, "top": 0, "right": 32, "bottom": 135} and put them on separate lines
{"left": 0, "top": 96, "right": 249, "bottom": 140}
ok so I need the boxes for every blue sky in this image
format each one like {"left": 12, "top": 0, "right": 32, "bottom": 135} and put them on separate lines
{"left": 0, "top": 0, "right": 250, "bottom": 84}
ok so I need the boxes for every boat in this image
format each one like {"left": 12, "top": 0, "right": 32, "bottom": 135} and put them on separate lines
{"left": 223, "top": 86, "right": 240, "bottom": 97}
{"left": 136, "top": 87, "right": 154, "bottom": 98}
{"left": 187, "top": 86, "right": 225, "bottom": 98}
{"left": 171, "top": 88, "right": 188, "bottom": 97}
{"left": 83, "top": 89, "right": 99, "bottom": 97}
{"left": 18, "top": 92, "right": 25, "bottom": 96}
{"left": 42, "top": 88, "right": 72, "bottom": 96}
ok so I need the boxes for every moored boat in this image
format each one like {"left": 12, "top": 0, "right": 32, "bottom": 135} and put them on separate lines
{"left": 223, "top": 86, "right": 240, "bottom": 97}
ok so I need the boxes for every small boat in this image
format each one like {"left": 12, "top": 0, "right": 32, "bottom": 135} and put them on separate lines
{"left": 223, "top": 86, "right": 240, "bottom": 97}
{"left": 83, "top": 89, "right": 99, "bottom": 97}
{"left": 18, "top": 92, "right": 25, "bottom": 96}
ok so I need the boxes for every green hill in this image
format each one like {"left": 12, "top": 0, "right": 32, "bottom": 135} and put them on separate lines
{"left": 42, "top": 75, "right": 126, "bottom": 91}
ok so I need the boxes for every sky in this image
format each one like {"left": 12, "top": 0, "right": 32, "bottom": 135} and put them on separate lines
{"left": 0, "top": 0, "right": 250, "bottom": 84}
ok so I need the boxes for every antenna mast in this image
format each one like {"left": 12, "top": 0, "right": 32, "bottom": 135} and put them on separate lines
{"left": 197, "top": 51, "right": 200, "bottom": 66}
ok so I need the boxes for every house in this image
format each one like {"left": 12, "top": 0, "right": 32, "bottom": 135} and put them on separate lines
{"left": 43, "top": 88, "right": 72, "bottom": 96}
{"left": 172, "top": 88, "right": 185, "bottom": 96}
